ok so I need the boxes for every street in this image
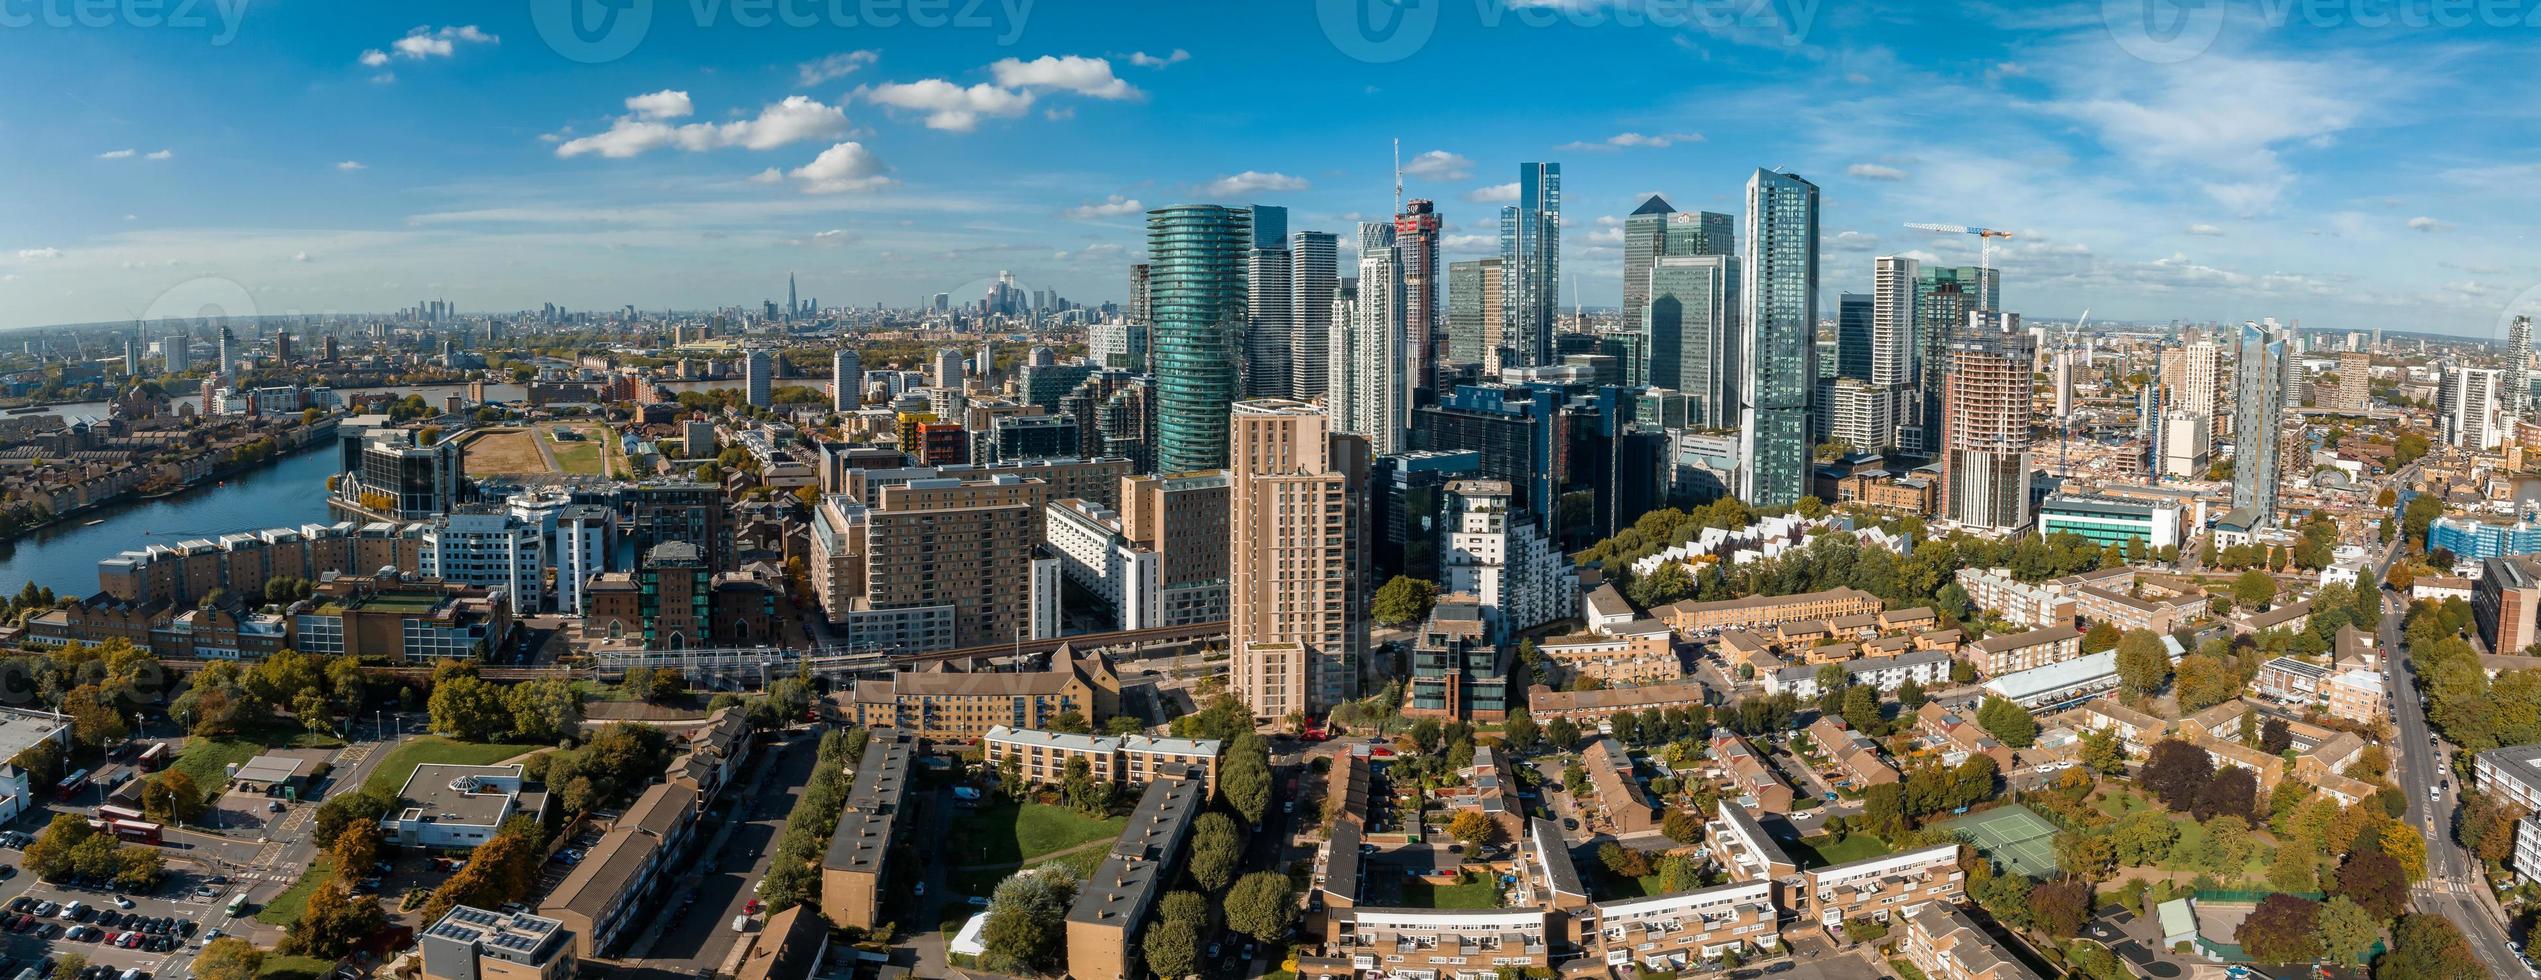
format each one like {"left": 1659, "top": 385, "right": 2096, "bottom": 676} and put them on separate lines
{"left": 618, "top": 730, "right": 820, "bottom": 979}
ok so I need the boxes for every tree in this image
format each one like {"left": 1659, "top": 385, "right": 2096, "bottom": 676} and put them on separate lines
{"left": 1544, "top": 717, "right": 1580, "bottom": 752}
{"left": 313, "top": 787, "right": 395, "bottom": 842}
{"left": 428, "top": 675, "right": 513, "bottom": 742}
{"left": 2082, "top": 621, "right": 2122, "bottom": 653}
{"left": 504, "top": 679, "right": 585, "bottom": 743}
{"left": 2314, "top": 895, "right": 2379, "bottom": 966}
{"left": 2054, "top": 831, "right": 2116, "bottom": 883}
{"left": 2236, "top": 894, "right": 2321, "bottom": 963}
{"left": 289, "top": 877, "right": 387, "bottom": 958}
{"left": 2110, "top": 810, "right": 2178, "bottom": 867}
{"left": 193, "top": 938, "right": 265, "bottom": 980}
{"left": 1627, "top": 562, "right": 1697, "bottom": 608}
{"left": 2267, "top": 841, "right": 2319, "bottom": 894}
{"left": 138, "top": 769, "right": 204, "bottom": 825}
{"left": 2259, "top": 717, "right": 2292, "bottom": 755}
{"left": 981, "top": 862, "right": 1080, "bottom": 976}
{"left": 2140, "top": 739, "right": 2214, "bottom": 812}
{"left": 1187, "top": 813, "right": 1243, "bottom": 893}
{"left": 2115, "top": 629, "right": 2171, "bottom": 695}
{"left": 1973, "top": 696, "right": 2037, "bottom": 748}
{"left": 1448, "top": 810, "right": 1503, "bottom": 848}
{"left": 1840, "top": 685, "right": 1883, "bottom": 737}
{"left": 2079, "top": 727, "right": 2126, "bottom": 775}
{"left": 2380, "top": 821, "right": 2428, "bottom": 882}
{"left": 330, "top": 820, "right": 382, "bottom": 881}
{"left": 2234, "top": 569, "right": 2279, "bottom": 610}
{"left": 1661, "top": 809, "right": 1702, "bottom": 844}
{"left": 1221, "top": 734, "right": 1272, "bottom": 824}
{"left": 2029, "top": 878, "right": 2093, "bottom": 937}
{"left": 1371, "top": 576, "right": 1443, "bottom": 628}
{"left": 1224, "top": 871, "right": 1296, "bottom": 944}
{"left": 22, "top": 813, "right": 91, "bottom": 881}
{"left": 2375, "top": 913, "right": 2481, "bottom": 980}
{"left": 2193, "top": 766, "right": 2259, "bottom": 823}
{"left": 62, "top": 688, "right": 127, "bottom": 749}
{"left": 1896, "top": 676, "right": 1928, "bottom": 712}
{"left": 1048, "top": 710, "right": 1093, "bottom": 735}
{"left": 1143, "top": 919, "right": 1200, "bottom": 978}
{"left": 2333, "top": 848, "right": 2408, "bottom": 920}
{"left": 1502, "top": 709, "right": 1539, "bottom": 753}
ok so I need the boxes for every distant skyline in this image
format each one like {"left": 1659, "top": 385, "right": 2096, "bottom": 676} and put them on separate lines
{"left": 5, "top": 2, "right": 2541, "bottom": 336}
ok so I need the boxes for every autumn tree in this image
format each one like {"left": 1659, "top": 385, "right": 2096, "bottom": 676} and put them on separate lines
{"left": 2114, "top": 629, "right": 2172, "bottom": 695}
{"left": 2028, "top": 878, "right": 2093, "bottom": 937}
{"left": 138, "top": 769, "right": 205, "bottom": 824}
{"left": 2139, "top": 738, "right": 2213, "bottom": 812}
{"left": 2332, "top": 848, "right": 2408, "bottom": 920}
{"left": 2235, "top": 894, "right": 2321, "bottom": 963}
{"left": 1448, "top": 810, "right": 1503, "bottom": 848}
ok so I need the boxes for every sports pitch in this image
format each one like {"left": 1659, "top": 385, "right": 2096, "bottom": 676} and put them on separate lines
{"left": 1936, "top": 804, "right": 2061, "bottom": 879}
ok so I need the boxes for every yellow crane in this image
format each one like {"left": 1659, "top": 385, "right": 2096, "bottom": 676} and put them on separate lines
{"left": 1903, "top": 223, "right": 2014, "bottom": 277}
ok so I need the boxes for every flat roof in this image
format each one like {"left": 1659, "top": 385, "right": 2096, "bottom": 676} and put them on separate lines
{"left": 824, "top": 735, "right": 917, "bottom": 874}
{"left": 390, "top": 763, "right": 521, "bottom": 828}
{"left": 425, "top": 904, "right": 568, "bottom": 966}
{"left": 235, "top": 754, "right": 312, "bottom": 785}
{"left": 0, "top": 710, "right": 66, "bottom": 770}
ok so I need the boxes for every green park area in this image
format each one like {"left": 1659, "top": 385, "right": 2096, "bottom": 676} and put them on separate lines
{"left": 253, "top": 857, "right": 334, "bottom": 926}
{"left": 945, "top": 799, "right": 1127, "bottom": 870}
{"left": 1787, "top": 831, "right": 1891, "bottom": 869}
{"left": 362, "top": 736, "right": 539, "bottom": 797}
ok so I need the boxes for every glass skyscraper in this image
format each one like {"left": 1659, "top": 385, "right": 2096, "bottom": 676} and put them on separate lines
{"left": 1910, "top": 264, "right": 1998, "bottom": 457}
{"left": 1836, "top": 292, "right": 1873, "bottom": 382}
{"left": 1243, "top": 205, "right": 1292, "bottom": 399}
{"left": 1644, "top": 254, "right": 1739, "bottom": 429}
{"left": 1148, "top": 204, "right": 1251, "bottom": 473}
{"left": 1498, "top": 162, "right": 1560, "bottom": 369}
{"left": 1738, "top": 168, "right": 1819, "bottom": 507}
{"left": 2231, "top": 319, "right": 2286, "bottom": 524}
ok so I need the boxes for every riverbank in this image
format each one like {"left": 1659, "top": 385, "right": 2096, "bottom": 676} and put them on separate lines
{"left": 0, "top": 441, "right": 343, "bottom": 598}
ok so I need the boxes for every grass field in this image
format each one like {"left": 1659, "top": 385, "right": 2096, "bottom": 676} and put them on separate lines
{"left": 362, "top": 737, "right": 541, "bottom": 798}
{"left": 254, "top": 857, "right": 334, "bottom": 926}
{"left": 1397, "top": 877, "right": 1502, "bottom": 909}
{"left": 256, "top": 954, "right": 340, "bottom": 980}
{"left": 945, "top": 800, "right": 1127, "bottom": 868}
{"left": 172, "top": 737, "right": 263, "bottom": 802}
{"left": 547, "top": 425, "right": 608, "bottom": 476}
{"left": 1788, "top": 831, "right": 1891, "bottom": 869}
{"left": 458, "top": 428, "right": 550, "bottom": 475}
{"left": 948, "top": 841, "right": 1109, "bottom": 899}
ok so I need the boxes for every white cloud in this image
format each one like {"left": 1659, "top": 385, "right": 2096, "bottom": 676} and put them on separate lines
{"left": 1465, "top": 182, "right": 1519, "bottom": 204}
{"left": 144, "top": 149, "right": 171, "bottom": 161}
{"left": 390, "top": 25, "right": 496, "bottom": 60}
{"left": 1066, "top": 195, "right": 1144, "bottom": 219}
{"left": 336, "top": 161, "right": 367, "bottom": 171}
{"left": 2039, "top": 49, "right": 2376, "bottom": 215}
{"left": 798, "top": 50, "right": 879, "bottom": 86}
{"left": 97, "top": 149, "right": 135, "bottom": 160}
{"left": 2186, "top": 223, "right": 2224, "bottom": 236}
{"left": 1402, "top": 150, "right": 1472, "bottom": 181}
{"left": 2407, "top": 216, "right": 2446, "bottom": 232}
{"left": 1846, "top": 163, "right": 1907, "bottom": 180}
{"left": 1559, "top": 131, "right": 1701, "bottom": 151}
{"left": 1199, "top": 171, "right": 1308, "bottom": 196}
{"left": 858, "top": 80, "right": 1034, "bottom": 132}
{"left": 788, "top": 141, "right": 890, "bottom": 194}
{"left": 1128, "top": 49, "right": 1190, "bottom": 68}
{"left": 555, "top": 95, "right": 849, "bottom": 158}
{"left": 748, "top": 168, "right": 784, "bottom": 184}
{"left": 16, "top": 248, "right": 61, "bottom": 260}
{"left": 812, "top": 229, "right": 850, "bottom": 239}
{"left": 291, "top": 251, "right": 310, "bottom": 262}
{"left": 989, "top": 55, "right": 1137, "bottom": 99}
{"left": 624, "top": 90, "right": 694, "bottom": 121}
{"left": 359, "top": 50, "right": 390, "bottom": 68}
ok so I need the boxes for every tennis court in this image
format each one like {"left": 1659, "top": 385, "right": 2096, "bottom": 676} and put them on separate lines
{"left": 1937, "top": 804, "right": 2061, "bottom": 879}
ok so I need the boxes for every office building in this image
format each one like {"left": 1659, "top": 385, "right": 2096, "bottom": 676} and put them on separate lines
{"left": 1940, "top": 311, "right": 2035, "bottom": 532}
{"left": 1395, "top": 199, "right": 1443, "bottom": 397}
{"left": 2476, "top": 556, "right": 2541, "bottom": 656}
{"left": 2231, "top": 320, "right": 2287, "bottom": 524}
{"left": 1835, "top": 292, "right": 1874, "bottom": 382}
{"left": 2038, "top": 495, "right": 2182, "bottom": 551}
{"left": 1445, "top": 258, "right": 1502, "bottom": 372}
{"left": 420, "top": 906, "right": 576, "bottom": 980}
{"left": 743, "top": 350, "right": 772, "bottom": 409}
{"left": 1622, "top": 195, "right": 1675, "bottom": 334}
{"left": 336, "top": 429, "right": 467, "bottom": 520}
{"left": 1738, "top": 169, "right": 1819, "bottom": 507}
{"left": 1289, "top": 230, "right": 1339, "bottom": 399}
{"left": 1334, "top": 222, "right": 1410, "bottom": 455}
{"left": 1243, "top": 205, "right": 1293, "bottom": 399}
{"left": 1498, "top": 162, "right": 1561, "bottom": 368}
{"left": 1228, "top": 400, "right": 1367, "bottom": 720}
{"left": 1643, "top": 255, "right": 1738, "bottom": 428}
{"left": 418, "top": 512, "right": 545, "bottom": 615}
{"left": 1148, "top": 205, "right": 1251, "bottom": 472}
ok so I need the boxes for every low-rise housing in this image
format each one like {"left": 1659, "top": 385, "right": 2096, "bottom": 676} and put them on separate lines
{"left": 1524, "top": 682, "right": 1713, "bottom": 726}
{"left": 844, "top": 647, "right": 1121, "bottom": 740}
{"left": 1966, "top": 625, "right": 2083, "bottom": 677}
{"left": 982, "top": 725, "right": 1223, "bottom": 796}
{"left": 1066, "top": 769, "right": 1207, "bottom": 980}
{"left": 1899, "top": 901, "right": 2044, "bottom": 980}
{"left": 1655, "top": 587, "right": 1883, "bottom": 636}
{"left": 818, "top": 734, "right": 919, "bottom": 932}
{"left": 1536, "top": 623, "right": 1681, "bottom": 687}
{"left": 1582, "top": 737, "right": 1660, "bottom": 834}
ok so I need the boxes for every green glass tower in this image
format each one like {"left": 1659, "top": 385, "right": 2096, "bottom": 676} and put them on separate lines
{"left": 1148, "top": 204, "right": 1252, "bottom": 473}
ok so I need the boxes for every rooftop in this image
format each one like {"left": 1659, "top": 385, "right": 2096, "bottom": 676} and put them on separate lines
{"left": 388, "top": 763, "right": 523, "bottom": 829}
{"left": 425, "top": 904, "right": 569, "bottom": 966}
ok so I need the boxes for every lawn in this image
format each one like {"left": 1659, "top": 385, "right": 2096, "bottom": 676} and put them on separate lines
{"left": 257, "top": 954, "right": 341, "bottom": 980}
{"left": 254, "top": 858, "right": 334, "bottom": 926}
{"left": 1396, "top": 877, "right": 1502, "bottom": 909}
{"left": 172, "top": 737, "right": 263, "bottom": 802}
{"left": 1787, "top": 831, "right": 1890, "bottom": 869}
{"left": 362, "top": 737, "right": 542, "bottom": 798}
{"left": 547, "top": 426, "right": 607, "bottom": 475}
{"left": 948, "top": 841, "right": 1109, "bottom": 900}
{"left": 458, "top": 429, "right": 550, "bottom": 475}
{"left": 945, "top": 800, "right": 1127, "bottom": 869}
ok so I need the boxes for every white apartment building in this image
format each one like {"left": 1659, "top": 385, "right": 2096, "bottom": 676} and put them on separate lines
{"left": 419, "top": 512, "right": 543, "bottom": 614}
{"left": 1043, "top": 498, "right": 1164, "bottom": 630}
{"left": 1442, "top": 479, "right": 1574, "bottom": 645}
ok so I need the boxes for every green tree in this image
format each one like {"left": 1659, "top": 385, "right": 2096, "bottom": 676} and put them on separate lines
{"left": 2082, "top": 621, "right": 2122, "bottom": 653}
{"left": 2233, "top": 570, "right": 2278, "bottom": 609}
{"left": 2078, "top": 727, "right": 2127, "bottom": 775}
{"left": 2314, "top": 895, "right": 2379, "bottom": 966}
{"left": 2375, "top": 913, "right": 2481, "bottom": 980}
{"left": 138, "top": 769, "right": 205, "bottom": 824}
{"left": 504, "top": 678, "right": 585, "bottom": 743}
{"left": 1544, "top": 717, "right": 1579, "bottom": 750}
{"left": 1186, "top": 813, "right": 1243, "bottom": 893}
{"left": 981, "top": 862, "right": 1081, "bottom": 976}
{"left": 1224, "top": 871, "right": 1297, "bottom": 944}
{"left": 428, "top": 675, "right": 514, "bottom": 741}
{"left": 287, "top": 877, "right": 387, "bottom": 958}
{"left": 1974, "top": 696, "right": 2037, "bottom": 748}
{"left": 2267, "top": 842, "right": 2319, "bottom": 894}
{"left": 1143, "top": 919, "right": 1200, "bottom": 978}
{"left": 1221, "top": 733, "right": 1272, "bottom": 824}
{"left": 1501, "top": 709, "right": 1539, "bottom": 752}
{"left": 21, "top": 812, "right": 91, "bottom": 881}
{"left": 1371, "top": 576, "right": 1443, "bottom": 628}
{"left": 192, "top": 938, "right": 265, "bottom": 980}
{"left": 2115, "top": 629, "right": 2171, "bottom": 695}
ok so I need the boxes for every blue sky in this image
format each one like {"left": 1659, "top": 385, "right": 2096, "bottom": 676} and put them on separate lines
{"left": 4, "top": 0, "right": 2540, "bottom": 336}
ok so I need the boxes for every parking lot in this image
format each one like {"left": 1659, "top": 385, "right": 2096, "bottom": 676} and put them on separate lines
{"left": 0, "top": 867, "right": 229, "bottom": 979}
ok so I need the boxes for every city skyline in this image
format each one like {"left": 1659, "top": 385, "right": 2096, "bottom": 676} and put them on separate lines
{"left": 6, "top": 4, "right": 2541, "bottom": 335}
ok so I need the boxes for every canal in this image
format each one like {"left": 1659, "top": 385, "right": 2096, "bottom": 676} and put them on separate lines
{"left": 0, "top": 443, "right": 341, "bottom": 598}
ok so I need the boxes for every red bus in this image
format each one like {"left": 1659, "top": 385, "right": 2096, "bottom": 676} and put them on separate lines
{"left": 87, "top": 818, "right": 160, "bottom": 845}
{"left": 54, "top": 769, "right": 89, "bottom": 800}
{"left": 96, "top": 805, "right": 145, "bottom": 824}
{"left": 135, "top": 743, "right": 168, "bottom": 772}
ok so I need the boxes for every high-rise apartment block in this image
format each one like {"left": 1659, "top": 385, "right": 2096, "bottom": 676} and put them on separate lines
{"left": 1244, "top": 205, "right": 1294, "bottom": 399}
{"left": 1333, "top": 222, "right": 1409, "bottom": 456}
{"left": 1440, "top": 479, "right": 1572, "bottom": 645}
{"left": 1498, "top": 163, "right": 1561, "bottom": 369}
{"left": 1148, "top": 205, "right": 1252, "bottom": 473}
{"left": 806, "top": 474, "right": 1055, "bottom": 652}
{"left": 2231, "top": 320, "right": 2287, "bottom": 525}
{"left": 1940, "top": 312, "right": 2035, "bottom": 532}
{"left": 1227, "top": 400, "right": 1367, "bottom": 720}
{"left": 1738, "top": 168, "right": 1819, "bottom": 507}
{"left": 1395, "top": 199, "right": 1443, "bottom": 398}
{"left": 1446, "top": 259, "right": 1503, "bottom": 373}
{"left": 1289, "top": 230, "right": 1340, "bottom": 400}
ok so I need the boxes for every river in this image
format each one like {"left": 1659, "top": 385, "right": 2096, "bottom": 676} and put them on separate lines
{"left": 0, "top": 444, "right": 342, "bottom": 598}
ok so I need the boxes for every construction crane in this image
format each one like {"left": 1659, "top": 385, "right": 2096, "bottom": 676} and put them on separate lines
{"left": 1904, "top": 223, "right": 2015, "bottom": 277}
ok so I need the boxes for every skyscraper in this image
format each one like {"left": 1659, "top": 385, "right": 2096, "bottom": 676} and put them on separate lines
{"left": 1664, "top": 211, "right": 1734, "bottom": 258}
{"left": 1835, "top": 292, "right": 1874, "bottom": 382}
{"left": 2441, "top": 364, "right": 2506, "bottom": 450}
{"left": 833, "top": 347, "right": 862, "bottom": 411}
{"left": 1498, "top": 162, "right": 1561, "bottom": 369}
{"left": 1621, "top": 194, "right": 1676, "bottom": 334}
{"left": 1125, "top": 264, "right": 1151, "bottom": 326}
{"left": 1394, "top": 199, "right": 1442, "bottom": 399}
{"left": 1243, "top": 205, "right": 1294, "bottom": 398}
{"left": 2230, "top": 320, "right": 2287, "bottom": 524}
{"left": 745, "top": 350, "right": 773, "bottom": 409}
{"left": 1911, "top": 265, "right": 1998, "bottom": 456}
{"left": 162, "top": 334, "right": 189, "bottom": 373}
{"left": 1940, "top": 311, "right": 2036, "bottom": 531}
{"left": 1445, "top": 259, "right": 1503, "bottom": 373}
{"left": 1148, "top": 205, "right": 1251, "bottom": 473}
{"left": 2510, "top": 314, "right": 2535, "bottom": 416}
{"left": 1227, "top": 399, "right": 1367, "bottom": 719}
{"left": 1644, "top": 255, "right": 1739, "bottom": 428}
{"left": 1737, "top": 168, "right": 1819, "bottom": 507}
{"left": 1872, "top": 257, "right": 1919, "bottom": 388}
{"left": 217, "top": 327, "right": 235, "bottom": 376}
{"left": 788, "top": 272, "right": 798, "bottom": 318}
{"left": 1288, "top": 230, "right": 1339, "bottom": 399}
{"left": 1333, "top": 222, "right": 1409, "bottom": 455}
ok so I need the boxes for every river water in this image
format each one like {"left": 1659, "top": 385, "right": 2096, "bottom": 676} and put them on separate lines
{"left": 0, "top": 444, "right": 341, "bottom": 598}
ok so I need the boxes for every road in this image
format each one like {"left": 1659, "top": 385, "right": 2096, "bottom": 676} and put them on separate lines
{"left": 2376, "top": 541, "right": 2524, "bottom": 978}
{"left": 618, "top": 731, "right": 819, "bottom": 979}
